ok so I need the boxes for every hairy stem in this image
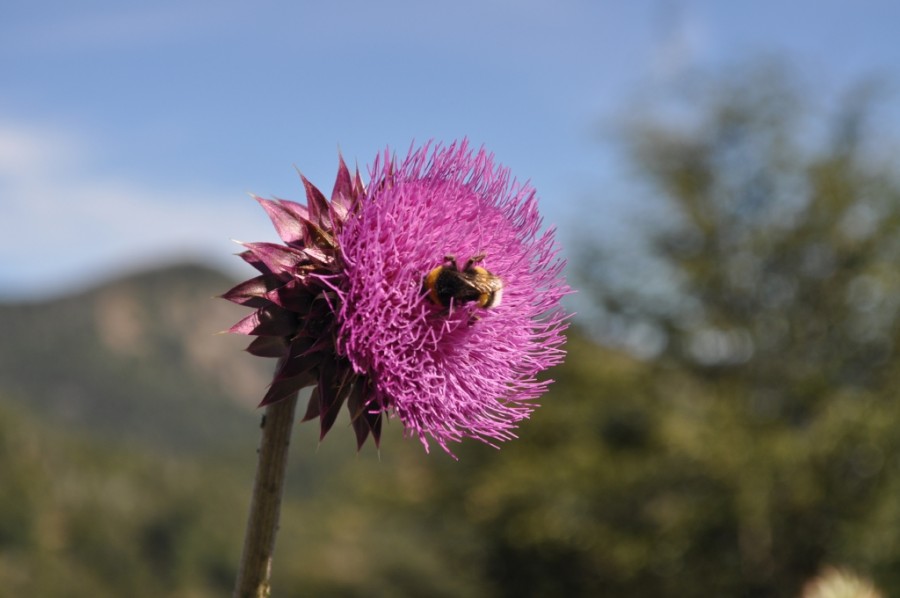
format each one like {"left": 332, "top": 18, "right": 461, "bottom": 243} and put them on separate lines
{"left": 233, "top": 391, "right": 299, "bottom": 598}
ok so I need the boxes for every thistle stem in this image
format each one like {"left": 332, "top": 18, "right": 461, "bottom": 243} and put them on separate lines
{"left": 233, "top": 391, "right": 299, "bottom": 598}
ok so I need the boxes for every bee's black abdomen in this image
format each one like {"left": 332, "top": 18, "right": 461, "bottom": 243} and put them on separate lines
{"left": 434, "top": 270, "right": 484, "bottom": 305}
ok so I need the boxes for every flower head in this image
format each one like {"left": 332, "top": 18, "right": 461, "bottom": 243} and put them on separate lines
{"left": 224, "top": 140, "right": 569, "bottom": 455}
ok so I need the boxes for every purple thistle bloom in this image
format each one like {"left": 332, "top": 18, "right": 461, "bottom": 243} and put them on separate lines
{"left": 224, "top": 140, "right": 569, "bottom": 455}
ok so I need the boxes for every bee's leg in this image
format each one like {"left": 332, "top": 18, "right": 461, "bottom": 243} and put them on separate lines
{"left": 464, "top": 253, "right": 486, "bottom": 270}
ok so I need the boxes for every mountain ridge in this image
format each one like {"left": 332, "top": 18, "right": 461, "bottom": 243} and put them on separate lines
{"left": 0, "top": 261, "right": 272, "bottom": 457}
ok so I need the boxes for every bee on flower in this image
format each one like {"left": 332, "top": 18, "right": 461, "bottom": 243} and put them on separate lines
{"left": 223, "top": 140, "right": 569, "bottom": 456}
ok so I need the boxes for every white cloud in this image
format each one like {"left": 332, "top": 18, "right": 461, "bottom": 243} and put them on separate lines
{"left": 0, "top": 123, "right": 80, "bottom": 177}
{"left": 0, "top": 122, "right": 273, "bottom": 297}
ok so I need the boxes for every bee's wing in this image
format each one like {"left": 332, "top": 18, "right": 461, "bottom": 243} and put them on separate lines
{"left": 464, "top": 272, "right": 504, "bottom": 293}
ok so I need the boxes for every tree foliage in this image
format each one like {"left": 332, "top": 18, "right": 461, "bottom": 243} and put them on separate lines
{"left": 568, "top": 64, "right": 900, "bottom": 594}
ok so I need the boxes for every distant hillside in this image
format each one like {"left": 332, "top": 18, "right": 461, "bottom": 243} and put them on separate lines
{"left": 0, "top": 262, "right": 272, "bottom": 457}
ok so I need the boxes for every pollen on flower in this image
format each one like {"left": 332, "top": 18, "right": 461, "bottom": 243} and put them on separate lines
{"left": 224, "top": 140, "right": 569, "bottom": 456}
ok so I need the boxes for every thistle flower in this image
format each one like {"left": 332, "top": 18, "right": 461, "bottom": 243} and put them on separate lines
{"left": 224, "top": 140, "right": 569, "bottom": 455}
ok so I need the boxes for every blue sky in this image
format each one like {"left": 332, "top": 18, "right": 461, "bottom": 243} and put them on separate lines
{"left": 2, "top": 0, "right": 899, "bottom": 298}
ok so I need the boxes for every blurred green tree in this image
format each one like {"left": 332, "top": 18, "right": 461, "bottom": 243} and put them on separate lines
{"left": 599, "top": 66, "right": 899, "bottom": 394}
{"left": 459, "top": 64, "right": 900, "bottom": 596}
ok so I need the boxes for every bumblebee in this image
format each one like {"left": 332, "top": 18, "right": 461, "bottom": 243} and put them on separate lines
{"left": 424, "top": 254, "right": 504, "bottom": 309}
